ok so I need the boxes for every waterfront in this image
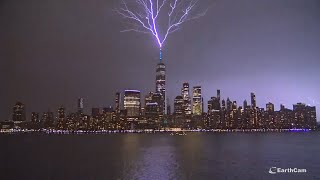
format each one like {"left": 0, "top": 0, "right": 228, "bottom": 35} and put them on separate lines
{"left": 1, "top": 132, "right": 320, "bottom": 180}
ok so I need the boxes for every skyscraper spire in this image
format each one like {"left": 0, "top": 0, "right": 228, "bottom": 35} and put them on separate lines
{"left": 159, "top": 49, "right": 162, "bottom": 62}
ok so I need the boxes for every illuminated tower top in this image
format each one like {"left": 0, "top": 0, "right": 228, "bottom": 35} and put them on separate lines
{"left": 160, "top": 49, "right": 163, "bottom": 62}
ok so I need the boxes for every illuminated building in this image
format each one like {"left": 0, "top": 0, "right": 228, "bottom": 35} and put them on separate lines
{"left": 174, "top": 96, "right": 184, "bottom": 115}
{"left": 78, "top": 98, "right": 84, "bottom": 113}
{"left": 31, "top": 112, "right": 39, "bottom": 123}
{"left": 250, "top": 93, "right": 258, "bottom": 127}
{"left": 208, "top": 98, "right": 213, "bottom": 113}
{"left": 232, "top": 101, "right": 237, "bottom": 110}
{"left": 208, "top": 96, "right": 220, "bottom": 113}
{"left": 181, "top": 83, "right": 192, "bottom": 115}
{"left": 43, "top": 111, "right": 54, "bottom": 128}
{"left": 155, "top": 58, "right": 166, "bottom": 115}
{"left": 58, "top": 106, "right": 65, "bottom": 119}
{"left": 103, "top": 106, "right": 114, "bottom": 122}
{"left": 266, "top": 102, "right": 275, "bottom": 112}
{"left": 124, "top": 90, "right": 141, "bottom": 117}
{"left": 12, "top": 102, "right": 26, "bottom": 121}
{"left": 293, "top": 103, "right": 317, "bottom": 129}
{"left": 115, "top": 92, "right": 121, "bottom": 114}
{"left": 151, "top": 92, "right": 163, "bottom": 116}
{"left": 145, "top": 102, "right": 159, "bottom": 119}
{"left": 145, "top": 92, "right": 154, "bottom": 106}
{"left": 192, "top": 86, "right": 203, "bottom": 115}
{"left": 57, "top": 107, "right": 65, "bottom": 129}
{"left": 174, "top": 96, "right": 184, "bottom": 126}
{"left": 222, "top": 99, "right": 226, "bottom": 110}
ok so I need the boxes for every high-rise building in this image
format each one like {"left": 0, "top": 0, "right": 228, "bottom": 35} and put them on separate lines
{"left": 250, "top": 93, "right": 258, "bottom": 127}
{"left": 217, "top": 89, "right": 221, "bottom": 101}
{"left": 91, "top": 108, "right": 100, "bottom": 117}
{"left": 174, "top": 96, "right": 184, "bottom": 115}
{"left": 266, "top": 102, "right": 275, "bottom": 112}
{"left": 12, "top": 102, "right": 26, "bottom": 121}
{"left": 243, "top": 100, "right": 248, "bottom": 109}
{"left": 293, "top": 103, "right": 317, "bottom": 129}
{"left": 192, "top": 86, "right": 203, "bottom": 115}
{"left": 167, "top": 105, "right": 171, "bottom": 115}
{"left": 145, "top": 92, "right": 154, "bottom": 106}
{"left": 155, "top": 57, "right": 166, "bottom": 115}
{"left": 227, "top": 98, "right": 232, "bottom": 111}
{"left": 181, "top": 83, "right": 192, "bottom": 115}
{"left": 145, "top": 102, "right": 159, "bottom": 119}
{"left": 43, "top": 111, "right": 54, "bottom": 128}
{"left": 251, "top": 93, "right": 256, "bottom": 108}
{"left": 31, "top": 112, "right": 39, "bottom": 123}
{"left": 58, "top": 106, "right": 66, "bottom": 120}
{"left": 152, "top": 93, "right": 163, "bottom": 115}
{"left": 115, "top": 92, "right": 121, "bottom": 114}
{"left": 208, "top": 98, "right": 213, "bottom": 113}
{"left": 124, "top": 90, "right": 141, "bottom": 117}
{"left": 232, "top": 101, "right": 237, "bottom": 110}
{"left": 78, "top": 98, "right": 84, "bottom": 113}
{"left": 222, "top": 99, "right": 226, "bottom": 110}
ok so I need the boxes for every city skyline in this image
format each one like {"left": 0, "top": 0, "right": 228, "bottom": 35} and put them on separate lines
{"left": 1, "top": 0, "right": 320, "bottom": 121}
{"left": 6, "top": 83, "right": 318, "bottom": 123}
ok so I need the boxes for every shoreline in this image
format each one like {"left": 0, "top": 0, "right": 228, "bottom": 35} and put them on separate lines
{"left": 0, "top": 128, "right": 316, "bottom": 134}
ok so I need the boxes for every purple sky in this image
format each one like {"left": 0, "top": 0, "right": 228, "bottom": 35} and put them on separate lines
{"left": 1, "top": 0, "right": 320, "bottom": 121}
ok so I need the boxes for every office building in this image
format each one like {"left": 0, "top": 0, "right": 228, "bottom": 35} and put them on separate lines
{"left": 192, "top": 86, "right": 203, "bottom": 115}
{"left": 12, "top": 102, "right": 26, "bottom": 121}
{"left": 124, "top": 90, "right": 141, "bottom": 117}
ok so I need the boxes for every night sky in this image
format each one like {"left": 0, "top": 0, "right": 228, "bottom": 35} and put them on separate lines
{"left": 1, "top": 0, "right": 320, "bottom": 121}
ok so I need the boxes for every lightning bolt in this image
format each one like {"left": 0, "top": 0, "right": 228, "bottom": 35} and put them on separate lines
{"left": 114, "top": 0, "right": 207, "bottom": 48}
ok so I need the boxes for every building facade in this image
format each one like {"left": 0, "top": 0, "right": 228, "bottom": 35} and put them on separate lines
{"left": 124, "top": 90, "right": 141, "bottom": 117}
{"left": 192, "top": 86, "right": 203, "bottom": 115}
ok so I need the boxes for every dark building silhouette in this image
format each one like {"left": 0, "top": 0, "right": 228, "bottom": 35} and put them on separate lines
{"left": 115, "top": 92, "right": 121, "bottom": 114}
{"left": 31, "top": 112, "right": 39, "bottom": 123}
{"left": 251, "top": 93, "right": 256, "bottom": 108}
{"left": 12, "top": 102, "right": 26, "bottom": 121}
{"left": 92, "top": 108, "right": 100, "bottom": 117}
{"left": 78, "top": 98, "right": 84, "bottom": 113}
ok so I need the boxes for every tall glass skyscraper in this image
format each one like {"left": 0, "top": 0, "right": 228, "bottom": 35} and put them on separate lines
{"left": 155, "top": 53, "right": 166, "bottom": 115}
{"left": 181, "top": 82, "right": 192, "bottom": 115}
{"left": 124, "top": 90, "right": 141, "bottom": 117}
{"left": 192, "top": 86, "right": 203, "bottom": 115}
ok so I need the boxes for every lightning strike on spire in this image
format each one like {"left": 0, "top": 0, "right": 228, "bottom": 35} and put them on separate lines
{"left": 114, "top": 0, "right": 207, "bottom": 48}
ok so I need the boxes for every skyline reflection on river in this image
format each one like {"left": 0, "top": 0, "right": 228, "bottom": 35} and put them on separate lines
{"left": 1, "top": 132, "right": 319, "bottom": 180}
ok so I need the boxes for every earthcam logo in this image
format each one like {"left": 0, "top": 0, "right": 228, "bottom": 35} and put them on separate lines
{"left": 269, "top": 167, "right": 307, "bottom": 174}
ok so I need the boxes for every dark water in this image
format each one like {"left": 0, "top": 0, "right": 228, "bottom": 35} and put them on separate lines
{"left": 1, "top": 132, "right": 320, "bottom": 180}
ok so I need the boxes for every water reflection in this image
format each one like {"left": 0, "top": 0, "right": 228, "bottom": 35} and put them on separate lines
{"left": 120, "top": 134, "right": 178, "bottom": 180}
{"left": 2, "top": 133, "right": 320, "bottom": 180}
